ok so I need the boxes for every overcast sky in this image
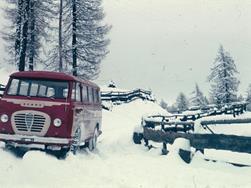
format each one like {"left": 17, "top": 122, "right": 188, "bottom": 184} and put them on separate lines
{"left": 97, "top": 0, "right": 251, "bottom": 103}
{"left": 0, "top": 1, "right": 250, "bottom": 103}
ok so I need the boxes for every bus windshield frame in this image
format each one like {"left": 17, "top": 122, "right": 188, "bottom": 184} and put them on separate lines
{"left": 6, "top": 78, "right": 70, "bottom": 100}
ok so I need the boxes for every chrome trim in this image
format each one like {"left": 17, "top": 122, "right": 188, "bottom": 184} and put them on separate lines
{"left": 0, "top": 134, "right": 71, "bottom": 145}
{"left": 2, "top": 98, "right": 70, "bottom": 108}
{"left": 11, "top": 110, "right": 51, "bottom": 136}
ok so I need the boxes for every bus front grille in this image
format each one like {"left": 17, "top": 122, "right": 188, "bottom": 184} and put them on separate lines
{"left": 11, "top": 110, "right": 51, "bottom": 136}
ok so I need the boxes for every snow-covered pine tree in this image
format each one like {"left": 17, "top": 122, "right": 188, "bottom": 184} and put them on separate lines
{"left": 246, "top": 84, "right": 251, "bottom": 103}
{"left": 2, "top": 0, "right": 55, "bottom": 71}
{"left": 176, "top": 92, "right": 189, "bottom": 113}
{"left": 60, "top": 0, "right": 111, "bottom": 79}
{"left": 190, "top": 83, "right": 206, "bottom": 108}
{"left": 26, "top": 0, "right": 56, "bottom": 70}
{"left": 208, "top": 45, "right": 240, "bottom": 105}
{"left": 160, "top": 99, "right": 168, "bottom": 110}
{"left": 237, "top": 94, "right": 244, "bottom": 102}
{"left": 167, "top": 105, "right": 178, "bottom": 113}
{"left": 204, "top": 96, "right": 209, "bottom": 105}
{"left": 43, "top": 0, "right": 64, "bottom": 72}
{"left": 2, "top": 0, "right": 29, "bottom": 70}
{"left": 58, "top": 0, "right": 63, "bottom": 72}
{"left": 246, "top": 84, "right": 251, "bottom": 111}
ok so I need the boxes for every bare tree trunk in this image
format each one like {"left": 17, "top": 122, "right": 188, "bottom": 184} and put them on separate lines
{"left": 28, "top": 0, "right": 35, "bottom": 71}
{"left": 19, "top": 0, "right": 30, "bottom": 71}
{"left": 15, "top": 0, "right": 23, "bottom": 65}
{"left": 72, "top": 0, "right": 77, "bottom": 76}
{"left": 58, "top": 0, "right": 63, "bottom": 72}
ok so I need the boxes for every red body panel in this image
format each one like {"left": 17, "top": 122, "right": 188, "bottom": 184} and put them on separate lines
{"left": 0, "top": 71, "right": 102, "bottom": 149}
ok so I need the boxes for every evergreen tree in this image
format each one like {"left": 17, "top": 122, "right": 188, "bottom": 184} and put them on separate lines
{"left": 43, "top": 0, "right": 64, "bottom": 72}
{"left": 47, "top": 0, "right": 110, "bottom": 79}
{"left": 204, "top": 96, "right": 209, "bottom": 105}
{"left": 2, "top": 0, "right": 55, "bottom": 71}
{"left": 190, "top": 83, "right": 206, "bottom": 108}
{"left": 26, "top": 0, "right": 56, "bottom": 70}
{"left": 237, "top": 94, "right": 244, "bottom": 102}
{"left": 246, "top": 84, "right": 251, "bottom": 111}
{"left": 160, "top": 99, "right": 168, "bottom": 110}
{"left": 167, "top": 105, "right": 178, "bottom": 113}
{"left": 58, "top": 0, "right": 63, "bottom": 72}
{"left": 208, "top": 45, "right": 240, "bottom": 104}
{"left": 176, "top": 92, "right": 189, "bottom": 112}
{"left": 2, "top": 0, "right": 29, "bottom": 70}
{"left": 246, "top": 84, "right": 251, "bottom": 103}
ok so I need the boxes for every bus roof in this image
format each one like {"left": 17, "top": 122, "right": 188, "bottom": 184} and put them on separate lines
{"left": 10, "top": 71, "right": 99, "bottom": 88}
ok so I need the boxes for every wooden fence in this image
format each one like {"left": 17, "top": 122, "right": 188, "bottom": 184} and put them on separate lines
{"left": 133, "top": 102, "right": 251, "bottom": 164}
{"left": 101, "top": 89, "right": 155, "bottom": 104}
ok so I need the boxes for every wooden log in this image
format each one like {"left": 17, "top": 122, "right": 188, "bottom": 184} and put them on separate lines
{"left": 144, "top": 121, "right": 194, "bottom": 133}
{"left": 201, "top": 118, "right": 251, "bottom": 126}
{"left": 143, "top": 127, "right": 251, "bottom": 154}
{"left": 144, "top": 121, "right": 194, "bottom": 127}
{"left": 163, "top": 121, "right": 194, "bottom": 126}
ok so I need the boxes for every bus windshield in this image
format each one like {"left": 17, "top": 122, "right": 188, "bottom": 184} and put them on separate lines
{"left": 7, "top": 78, "right": 69, "bottom": 99}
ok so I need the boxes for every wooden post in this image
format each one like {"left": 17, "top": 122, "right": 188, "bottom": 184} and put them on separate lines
{"left": 162, "top": 142, "right": 168, "bottom": 155}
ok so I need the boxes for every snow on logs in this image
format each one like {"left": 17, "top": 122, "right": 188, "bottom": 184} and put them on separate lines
{"left": 143, "top": 127, "right": 251, "bottom": 155}
{"left": 101, "top": 89, "right": 155, "bottom": 104}
{"left": 201, "top": 118, "right": 251, "bottom": 126}
{"left": 138, "top": 113, "right": 251, "bottom": 163}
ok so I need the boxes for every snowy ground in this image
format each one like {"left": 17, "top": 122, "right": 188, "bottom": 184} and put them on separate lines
{"left": 1, "top": 99, "right": 251, "bottom": 188}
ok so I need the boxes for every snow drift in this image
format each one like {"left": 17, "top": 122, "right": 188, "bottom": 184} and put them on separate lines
{"left": 0, "top": 99, "right": 251, "bottom": 188}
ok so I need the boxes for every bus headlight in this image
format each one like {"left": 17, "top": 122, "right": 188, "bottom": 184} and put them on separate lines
{"left": 53, "top": 118, "right": 62, "bottom": 127}
{"left": 1, "top": 114, "right": 8, "bottom": 123}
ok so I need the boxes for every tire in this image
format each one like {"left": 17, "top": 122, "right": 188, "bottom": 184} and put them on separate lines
{"left": 45, "top": 148, "right": 69, "bottom": 159}
{"left": 133, "top": 132, "right": 143, "bottom": 144}
{"left": 71, "top": 128, "right": 81, "bottom": 155}
{"left": 88, "top": 127, "right": 98, "bottom": 151}
{"left": 7, "top": 146, "right": 27, "bottom": 158}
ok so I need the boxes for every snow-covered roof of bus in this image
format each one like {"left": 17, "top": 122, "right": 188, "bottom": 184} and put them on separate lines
{"left": 10, "top": 71, "right": 99, "bottom": 88}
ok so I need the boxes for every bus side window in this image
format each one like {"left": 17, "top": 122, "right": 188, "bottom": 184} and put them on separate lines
{"left": 96, "top": 89, "right": 100, "bottom": 103}
{"left": 76, "top": 83, "right": 81, "bottom": 102}
{"left": 82, "top": 85, "right": 88, "bottom": 102}
{"left": 71, "top": 82, "right": 76, "bottom": 100}
{"left": 92, "top": 88, "right": 95, "bottom": 103}
{"left": 88, "top": 87, "right": 93, "bottom": 103}
{"left": 93, "top": 89, "right": 98, "bottom": 103}
{"left": 93, "top": 89, "right": 96, "bottom": 103}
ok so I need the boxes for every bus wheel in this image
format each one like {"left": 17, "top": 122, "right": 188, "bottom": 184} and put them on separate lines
{"left": 45, "top": 148, "right": 69, "bottom": 159}
{"left": 71, "top": 128, "right": 81, "bottom": 155}
{"left": 88, "top": 128, "right": 98, "bottom": 151}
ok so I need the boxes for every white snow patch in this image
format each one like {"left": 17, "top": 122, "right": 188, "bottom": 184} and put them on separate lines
{"left": 0, "top": 68, "right": 13, "bottom": 85}
{"left": 171, "top": 138, "right": 191, "bottom": 151}
{"left": 195, "top": 112, "right": 251, "bottom": 136}
{"left": 0, "top": 99, "right": 251, "bottom": 187}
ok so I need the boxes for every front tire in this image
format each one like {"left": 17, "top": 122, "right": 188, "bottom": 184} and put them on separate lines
{"left": 88, "top": 128, "right": 98, "bottom": 151}
{"left": 71, "top": 128, "right": 81, "bottom": 155}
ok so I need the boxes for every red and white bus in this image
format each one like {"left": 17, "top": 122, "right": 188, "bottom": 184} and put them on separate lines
{"left": 0, "top": 71, "right": 102, "bottom": 154}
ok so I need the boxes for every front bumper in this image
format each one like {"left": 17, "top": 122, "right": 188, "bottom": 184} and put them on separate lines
{"left": 0, "top": 133, "right": 72, "bottom": 147}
